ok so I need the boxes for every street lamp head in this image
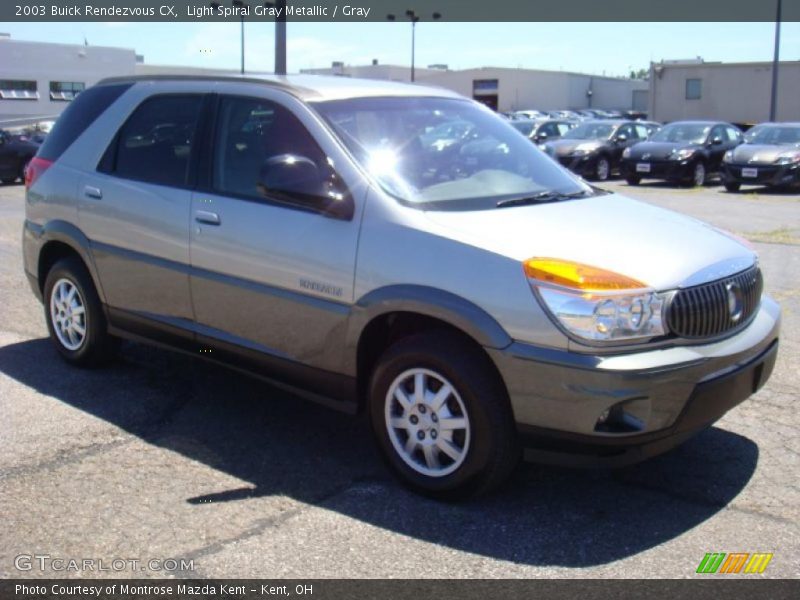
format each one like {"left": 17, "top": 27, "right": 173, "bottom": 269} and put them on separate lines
{"left": 432, "top": 12, "right": 442, "bottom": 20}
{"left": 232, "top": 0, "right": 245, "bottom": 7}
{"left": 387, "top": 13, "right": 396, "bottom": 20}
{"left": 405, "top": 9, "right": 415, "bottom": 18}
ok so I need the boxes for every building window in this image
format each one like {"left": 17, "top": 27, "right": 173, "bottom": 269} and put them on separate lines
{"left": 50, "top": 81, "right": 85, "bottom": 102}
{"left": 685, "top": 78, "right": 702, "bottom": 100}
{"left": 0, "top": 80, "right": 38, "bottom": 100}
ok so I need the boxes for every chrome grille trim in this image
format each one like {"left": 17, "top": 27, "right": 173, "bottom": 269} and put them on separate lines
{"left": 667, "top": 265, "right": 763, "bottom": 339}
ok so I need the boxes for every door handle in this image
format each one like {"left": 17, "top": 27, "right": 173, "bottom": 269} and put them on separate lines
{"left": 195, "top": 210, "right": 221, "bottom": 225}
{"left": 83, "top": 185, "right": 102, "bottom": 199}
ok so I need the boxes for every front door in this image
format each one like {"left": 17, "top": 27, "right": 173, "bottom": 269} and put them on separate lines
{"left": 188, "top": 94, "right": 361, "bottom": 380}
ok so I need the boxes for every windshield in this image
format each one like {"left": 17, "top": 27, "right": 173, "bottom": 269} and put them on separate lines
{"left": 562, "top": 122, "right": 615, "bottom": 140}
{"left": 744, "top": 125, "right": 800, "bottom": 146}
{"left": 651, "top": 123, "right": 710, "bottom": 144}
{"left": 313, "top": 97, "right": 590, "bottom": 210}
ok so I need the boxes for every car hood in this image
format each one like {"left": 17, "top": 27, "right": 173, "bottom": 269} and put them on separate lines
{"left": 545, "top": 139, "right": 605, "bottom": 156}
{"left": 729, "top": 143, "right": 798, "bottom": 165}
{"left": 422, "top": 193, "right": 754, "bottom": 291}
{"left": 626, "top": 141, "right": 700, "bottom": 160}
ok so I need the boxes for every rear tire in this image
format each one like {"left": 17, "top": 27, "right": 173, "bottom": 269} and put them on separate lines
{"left": 724, "top": 182, "right": 741, "bottom": 193}
{"left": 1, "top": 178, "right": 15, "bottom": 185}
{"left": 369, "top": 332, "right": 520, "bottom": 500}
{"left": 43, "top": 256, "right": 119, "bottom": 367}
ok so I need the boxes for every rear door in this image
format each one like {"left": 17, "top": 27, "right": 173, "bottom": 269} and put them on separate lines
{"left": 707, "top": 125, "right": 731, "bottom": 170}
{"left": 78, "top": 92, "right": 205, "bottom": 333}
{"left": 188, "top": 91, "right": 363, "bottom": 382}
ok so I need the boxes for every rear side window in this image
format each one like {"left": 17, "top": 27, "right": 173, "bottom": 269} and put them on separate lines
{"left": 107, "top": 95, "right": 202, "bottom": 188}
{"left": 37, "top": 83, "right": 131, "bottom": 161}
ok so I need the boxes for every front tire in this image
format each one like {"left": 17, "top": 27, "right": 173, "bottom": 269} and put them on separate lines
{"left": 626, "top": 176, "right": 641, "bottom": 186}
{"left": 594, "top": 156, "right": 610, "bottom": 181}
{"left": 690, "top": 161, "right": 706, "bottom": 187}
{"left": 724, "top": 182, "right": 741, "bottom": 193}
{"left": 369, "top": 332, "right": 519, "bottom": 500}
{"left": 43, "top": 257, "right": 118, "bottom": 367}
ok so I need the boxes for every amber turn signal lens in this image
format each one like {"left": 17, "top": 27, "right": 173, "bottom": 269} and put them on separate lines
{"left": 524, "top": 258, "right": 647, "bottom": 291}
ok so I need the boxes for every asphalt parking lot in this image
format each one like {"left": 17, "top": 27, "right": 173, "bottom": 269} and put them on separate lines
{"left": 1, "top": 179, "right": 798, "bottom": 579}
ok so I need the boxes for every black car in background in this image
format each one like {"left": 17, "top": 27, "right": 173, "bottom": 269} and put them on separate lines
{"left": 0, "top": 130, "right": 40, "bottom": 184}
{"left": 510, "top": 119, "right": 575, "bottom": 144}
{"left": 542, "top": 120, "right": 659, "bottom": 181}
{"left": 721, "top": 122, "right": 800, "bottom": 192}
{"left": 621, "top": 121, "right": 743, "bottom": 187}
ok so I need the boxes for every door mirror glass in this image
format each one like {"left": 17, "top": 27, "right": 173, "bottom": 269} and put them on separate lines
{"left": 535, "top": 131, "right": 548, "bottom": 142}
{"left": 711, "top": 136, "right": 723, "bottom": 145}
{"left": 257, "top": 154, "right": 352, "bottom": 219}
{"left": 615, "top": 133, "right": 628, "bottom": 143}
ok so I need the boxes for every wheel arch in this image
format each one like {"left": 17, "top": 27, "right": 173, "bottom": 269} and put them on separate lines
{"left": 35, "top": 221, "right": 106, "bottom": 303}
{"left": 346, "top": 285, "right": 513, "bottom": 412}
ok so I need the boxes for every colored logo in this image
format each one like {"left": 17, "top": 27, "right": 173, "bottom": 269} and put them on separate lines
{"left": 696, "top": 552, "right": 773, "bottom": 574}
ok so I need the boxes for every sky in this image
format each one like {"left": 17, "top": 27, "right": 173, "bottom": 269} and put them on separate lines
{"left": 2, "top": 21, "right": 798, "bottom": 77}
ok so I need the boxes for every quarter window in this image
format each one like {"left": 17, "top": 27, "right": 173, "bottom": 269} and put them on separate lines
{"left": 686, "top": 78, "right": 702, "bottom": 100}
{"left": 109, "top": 95, "right": 202, "bottom": 188}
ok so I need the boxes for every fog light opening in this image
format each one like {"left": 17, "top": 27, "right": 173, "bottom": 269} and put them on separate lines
{"left": 594, "top": 404, "right": 645, "bottom": 434}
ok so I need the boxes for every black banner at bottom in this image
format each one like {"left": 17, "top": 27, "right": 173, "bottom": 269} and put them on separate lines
{"left": 1, "top": 580, "right": 799, "bottom": 600}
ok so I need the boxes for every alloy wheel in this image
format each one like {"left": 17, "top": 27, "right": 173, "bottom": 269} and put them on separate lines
{"left": 384, "top": 368, "right": 471, "bottom": 477}
{"left": 49, "top": 278, "right": 87, "bottom": 351}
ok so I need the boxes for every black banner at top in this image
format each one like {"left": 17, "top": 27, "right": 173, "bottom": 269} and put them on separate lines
{"left": 3, "top": 0, "right": 800, "bottom": 22}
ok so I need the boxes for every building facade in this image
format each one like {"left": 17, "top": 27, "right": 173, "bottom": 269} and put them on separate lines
{"left": 649, "top": 59, "right": 800, "bottom": 125}
{"left": 0, "top": 35, "right": 137, "bottom": 124}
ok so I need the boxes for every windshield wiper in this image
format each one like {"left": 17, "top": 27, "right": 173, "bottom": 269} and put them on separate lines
{"left": 496, "top": 190, "right": 590, "bottom": 208}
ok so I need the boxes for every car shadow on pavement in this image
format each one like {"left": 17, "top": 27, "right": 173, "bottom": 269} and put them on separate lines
{"left": 0, "top": 337, "right": 759, "bottom": 568}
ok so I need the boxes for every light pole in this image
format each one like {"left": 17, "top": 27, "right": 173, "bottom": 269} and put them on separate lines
{"left": 769, "top": 0, "right": 782, "bottom": 121}
{"left": 264, "top": 0, "right": 287, "bottom": 75}
{"left": 387, "top": 9, "right": 441, "bottom": 82}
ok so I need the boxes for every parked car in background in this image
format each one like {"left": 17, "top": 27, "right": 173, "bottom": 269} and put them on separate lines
{"left": 721, "top": 122, "right": 800, "bottom": 192}
{"left": 0, "top": 129, "right": 40, "bottom": 184}
{"left": 547, "top": 110, "right": 583, "bottom": 120}
{"left": 542, "top": 120, "right": 658, "bottom": 180}
{"left": 514, "top": 109, "right": 548, "bottom": 120}
{"left": 621, "top": 121, "right": 743, "bottom": 187}
{"left": 510, "top": 119, "right": 575, "bottom": 144}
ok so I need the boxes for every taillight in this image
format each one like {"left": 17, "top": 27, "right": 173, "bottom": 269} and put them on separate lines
{"left": 25, "top": 157, "right": 53, "bottom": 189}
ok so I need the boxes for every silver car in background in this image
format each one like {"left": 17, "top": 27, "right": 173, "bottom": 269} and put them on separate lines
{"left": 23, "top": 75, "right": 780, "bottom": 498}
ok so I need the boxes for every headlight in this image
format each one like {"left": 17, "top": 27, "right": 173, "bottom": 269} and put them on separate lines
{"left": 775, "top": 152, "right": 800, "bottom": 165}
{"left": 671, "top": 148, "right": 696, "bottom": 161}
{"left": 723, "top": 150, "right": 734, "bottom": 163}
{"left": 524, "top": 258, "right": 668, "bottom": 342}
{"left": 622, "top": 147, "right": 632, "bottom": 159}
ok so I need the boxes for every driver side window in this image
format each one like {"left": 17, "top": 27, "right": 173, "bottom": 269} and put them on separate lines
{"left": 213, "top": 96, "right": 347, "bottom": 213}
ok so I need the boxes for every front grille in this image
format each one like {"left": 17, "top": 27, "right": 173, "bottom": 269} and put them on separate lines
{"left": 667, "top": 265, "right": 763, "bottom": 339}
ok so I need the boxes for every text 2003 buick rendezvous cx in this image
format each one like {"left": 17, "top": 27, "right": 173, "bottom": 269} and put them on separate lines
{"left": 23, "top": 75, "right": 780, "bottom": 498}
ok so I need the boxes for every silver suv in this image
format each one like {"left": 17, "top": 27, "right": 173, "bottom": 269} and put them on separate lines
{"left": 23, "top": 75, "right": 780, "bottom": 498}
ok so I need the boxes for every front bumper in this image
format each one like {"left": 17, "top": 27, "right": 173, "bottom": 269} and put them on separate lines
{"left": 721, "top": 162, "right": 800, "bottom": 187}
{"left": 620, "top": 158, "right": 695, "bottom": 182}
{"left": 556, "top": 153, "right": 598, "bottom": 176}
{"left": 487, "top": 296, "right": 780, "bottom": 467}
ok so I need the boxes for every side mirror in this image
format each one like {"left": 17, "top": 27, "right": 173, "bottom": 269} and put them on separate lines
{"left": 257, "top": 154, "right": 353, "bottom": 220}
{"left": 615, "top": 133, "right": 628, "bottom": 143}
{"left": 535, "top": 132, "right": 548, "bottom": 143}
{"left": 711, "top": 136, "right": 723, "bottom": 145}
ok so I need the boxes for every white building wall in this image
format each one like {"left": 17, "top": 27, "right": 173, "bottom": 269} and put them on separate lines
{"left": 649, "top": 61, "right": 800, "bottom": 124}
{"left": 0, "top": 38, "right": 136, "bottom": 122}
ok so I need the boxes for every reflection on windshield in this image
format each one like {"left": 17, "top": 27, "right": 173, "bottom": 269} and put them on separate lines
{"left": 745, "top": 126, "right": 800, "bottom": 146}
{"left": 563, "top": 122, "right": 615, "bottom": 140}
{"left": 651, "top": 124, "right": 710, "bottom": 144}
{"left": 312, "top": 97, "right": 589, "bottom": 210}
